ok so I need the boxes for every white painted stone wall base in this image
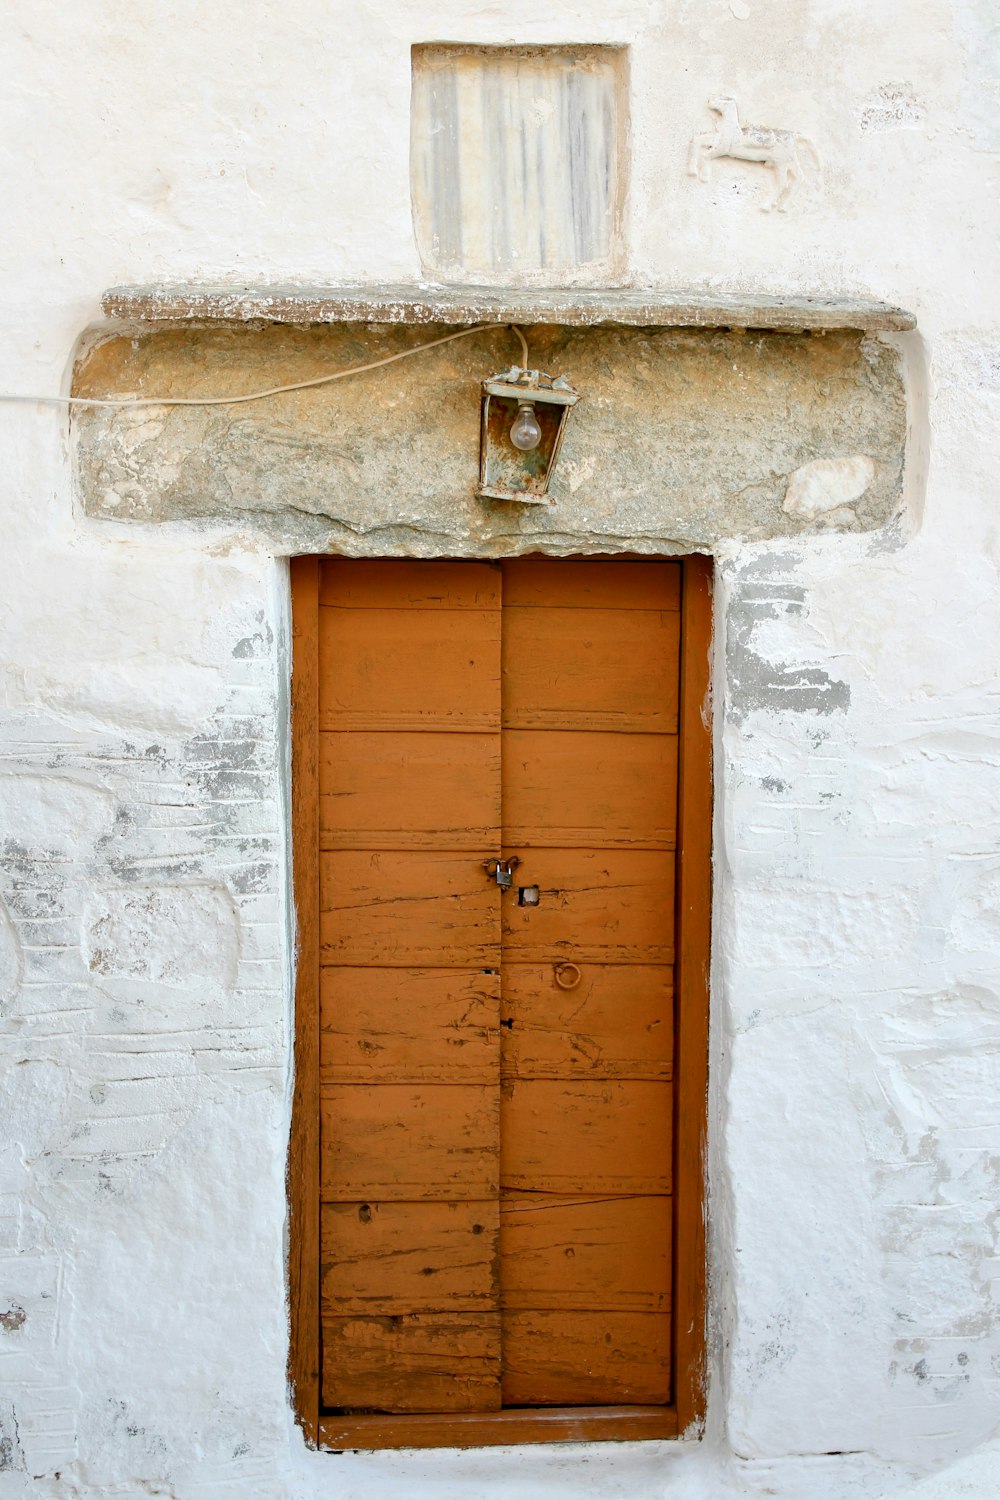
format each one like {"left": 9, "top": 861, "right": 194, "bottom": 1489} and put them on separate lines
{"left": 1, "top": 2, "right": 998, "bottom": 1496}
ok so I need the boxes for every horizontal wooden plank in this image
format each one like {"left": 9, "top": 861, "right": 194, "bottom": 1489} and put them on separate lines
{"left": 502, "top": 729, "right": 677, "bottom": 850}
{"left": 320, "top": 968, "right": 499, "bottom": 1084}
{"left": 320, "top": 852, "right": 500, "bottom": 966}
{"left": 502, "top": 559, "right": 681, "bottom": 611}
{"left": 501, "top": 964, "right": 673, "bottom": 1080}
{"left": 502, "top": 607, "right": 679, "bottom": 732}
{"left": 321, "top": 1084, "right": 498, "bottom": 1199}
{"left": 319, "top": 606, "right": 500, "bottom": 731}
{"left": 323, "top": 1312, "right": 500, "bottom": 1413}
{"left": 322, "top": 1201, "right": 498, "bottom": 1314}
{"left": 320, "top": 731, "right": 500, "bottom": 851}
{"left": 501, "top": 849, "right": 674, "bottom": 964}
{"left": 319, "top": 1404, "right": 678, "bottom": 1449}
{"left": 320, "top": 559, "right": 501, "bottom": 610}
{"left": 500, "top": 1194, "right": 671, "bottom": 1312}
{"left": 502, "top": 1310, "right": 671, "bottom": 1405}
{"left": 502, "top": 1079, "right": 672, "bottom": 1194}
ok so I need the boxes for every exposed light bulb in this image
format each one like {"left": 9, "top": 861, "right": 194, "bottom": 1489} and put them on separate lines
{"left": 510, "top": 402, "right": 542, "bottom": 452}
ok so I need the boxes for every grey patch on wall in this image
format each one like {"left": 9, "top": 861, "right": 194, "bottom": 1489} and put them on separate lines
{"left": 727, "top": 581, "right": 850, "bottom": 724}
{"left": 72, "top": 322, "right": 908, "bottom": 556}
{"left": 0, "top": 892, "right": 23, "bottom": 1006}
{"left": 0, "top": 693, "right": 283, "bottom": 1200}
{"left": 100, "top": 1396, "right": 169, "bottom": 1469}
{"left": 232, "top": 614, "right": 274, "bottom": 659}
{"left": 859, "top": 83, "right": 927, "bottom": 134}
{"left": 0, "top": 1401, "right": 23, "bottom": 1472}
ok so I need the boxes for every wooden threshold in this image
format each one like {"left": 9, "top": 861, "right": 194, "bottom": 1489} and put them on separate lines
{"left": 319, "top": 1404, "right": 679, "bottom": 1451}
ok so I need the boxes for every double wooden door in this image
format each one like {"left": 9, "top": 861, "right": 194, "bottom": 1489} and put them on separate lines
{"left": 290, "top": 555, "right": 711, "bottom": 1449}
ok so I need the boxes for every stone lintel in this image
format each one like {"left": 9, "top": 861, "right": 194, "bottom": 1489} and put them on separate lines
{"left": 73, "top": 322, "right": 908, "bottom": 553}
{"left": 101, "top": 284, "right": 917, "bottom": 334}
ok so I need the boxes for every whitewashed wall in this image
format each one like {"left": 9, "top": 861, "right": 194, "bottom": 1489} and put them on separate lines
{"left": 1, "top": 2, "right": 999, "bottom": 1496}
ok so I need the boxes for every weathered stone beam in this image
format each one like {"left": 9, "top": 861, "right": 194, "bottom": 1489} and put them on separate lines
{"left": 101, "top": 284, "right": 916, "bottom": 334}
{"left": 73, "top": 322, "right": 908, "bottom": 554}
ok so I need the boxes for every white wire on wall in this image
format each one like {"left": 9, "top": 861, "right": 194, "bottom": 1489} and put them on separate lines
{"left": 0, "top": 324, "right": 532, "bottom": 412}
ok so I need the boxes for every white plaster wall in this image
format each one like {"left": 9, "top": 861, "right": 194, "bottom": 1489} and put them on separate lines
{"left": 1, "top": 1, "right": 998, "bottom": 1496}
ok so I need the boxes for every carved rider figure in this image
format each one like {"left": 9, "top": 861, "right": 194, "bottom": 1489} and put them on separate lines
{"left": 688, "top": 95, "right": 819, "bottom": 211}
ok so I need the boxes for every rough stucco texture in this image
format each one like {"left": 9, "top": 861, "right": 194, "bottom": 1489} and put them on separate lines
{"left": 72, "top": 323, "right": 906, "bottom": 552}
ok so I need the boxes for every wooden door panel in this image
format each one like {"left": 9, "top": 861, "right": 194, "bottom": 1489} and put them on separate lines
{"left": 500, "top": 850, "right": 674, "bottom": 964}
{"left": 308, "top": 555, "right": 697, "bottom": 1432}
{"left": 321, "top": 1084, "right": 498, "bottom": 1200}
{"left": 321, "top": 732, "right": 500, "bottom": 851}
{"left": 500, "top": 964, "right": 672, "bottom": 1080}
{"left": 321, "top": 851, "right": 499, "bottom": 966}
{"left": 500, "top": 1194, "right": 671, "bottom": 1311}
{"left": 321, "top": 968, "right": 499, "bottom": 1084}
{"left": 502, "top": 730, "right": 677, "bottom": 850}
{"left": 324, "top": 1313, "right": 501, "bottom": 1413}
{"left": 502, "top": 607, "right": 679, "bottom": 732}
{"left": 322, "top": 1201, "right": 498, "bottom": 1314}
{"left": 319, "top": 607, "right": 500, "bottom": 732}
{"left": 502, "top": 559, "right": 681, "bottom": 612}
{"left": 501, "top": 1080, "right": 672, "bottom": 1194}
{"left": 320, "top": 559, "right": 501, "bottom": 611}
{"left": 501, "top": 1311, "right": 670, "bottom": 1405}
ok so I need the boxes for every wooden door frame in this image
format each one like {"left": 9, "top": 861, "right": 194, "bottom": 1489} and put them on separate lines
{"left": 287, "top": 552, "right": 713, "bottom": 1450}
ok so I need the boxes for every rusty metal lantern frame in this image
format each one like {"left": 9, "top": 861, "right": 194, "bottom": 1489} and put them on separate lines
{"left": 477, "top": 365, "right": 580, "bottom": 506}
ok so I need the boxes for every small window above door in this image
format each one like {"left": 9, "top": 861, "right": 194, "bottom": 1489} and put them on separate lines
{"left": 410, "top": 46, "right": 629, "bottom": 285}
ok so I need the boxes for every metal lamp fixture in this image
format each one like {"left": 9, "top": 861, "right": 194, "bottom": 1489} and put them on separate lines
{"left": 477, "top": 364, "right": 580, "bottom": 506}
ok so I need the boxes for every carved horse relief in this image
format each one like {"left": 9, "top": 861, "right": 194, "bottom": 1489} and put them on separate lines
{"left": 689, "top": 96, "right": 819, "bottom": 211}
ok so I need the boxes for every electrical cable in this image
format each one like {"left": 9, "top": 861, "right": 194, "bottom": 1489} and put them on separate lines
{"left": 0, "top": 321, "right": 530, "bottom": 412}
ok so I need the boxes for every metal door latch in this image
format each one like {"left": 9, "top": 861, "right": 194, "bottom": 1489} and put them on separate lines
{"left": 483, "top": 855, "right": 520, "bottom": 889}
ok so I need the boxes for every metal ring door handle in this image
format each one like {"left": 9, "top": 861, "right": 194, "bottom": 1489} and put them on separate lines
{"left": 553, "top": 962, "right": 582, "bottom": 990}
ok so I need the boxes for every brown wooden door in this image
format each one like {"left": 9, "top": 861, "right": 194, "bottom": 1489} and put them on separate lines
{"left": 295, "top": 554, "right": 709, "bottom": 1446}
{"left": 498, "top": 560, "right": 676, "bottom": 1407}
{"left": 318, "top": 561, "right": 503, "bottom": 1414}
